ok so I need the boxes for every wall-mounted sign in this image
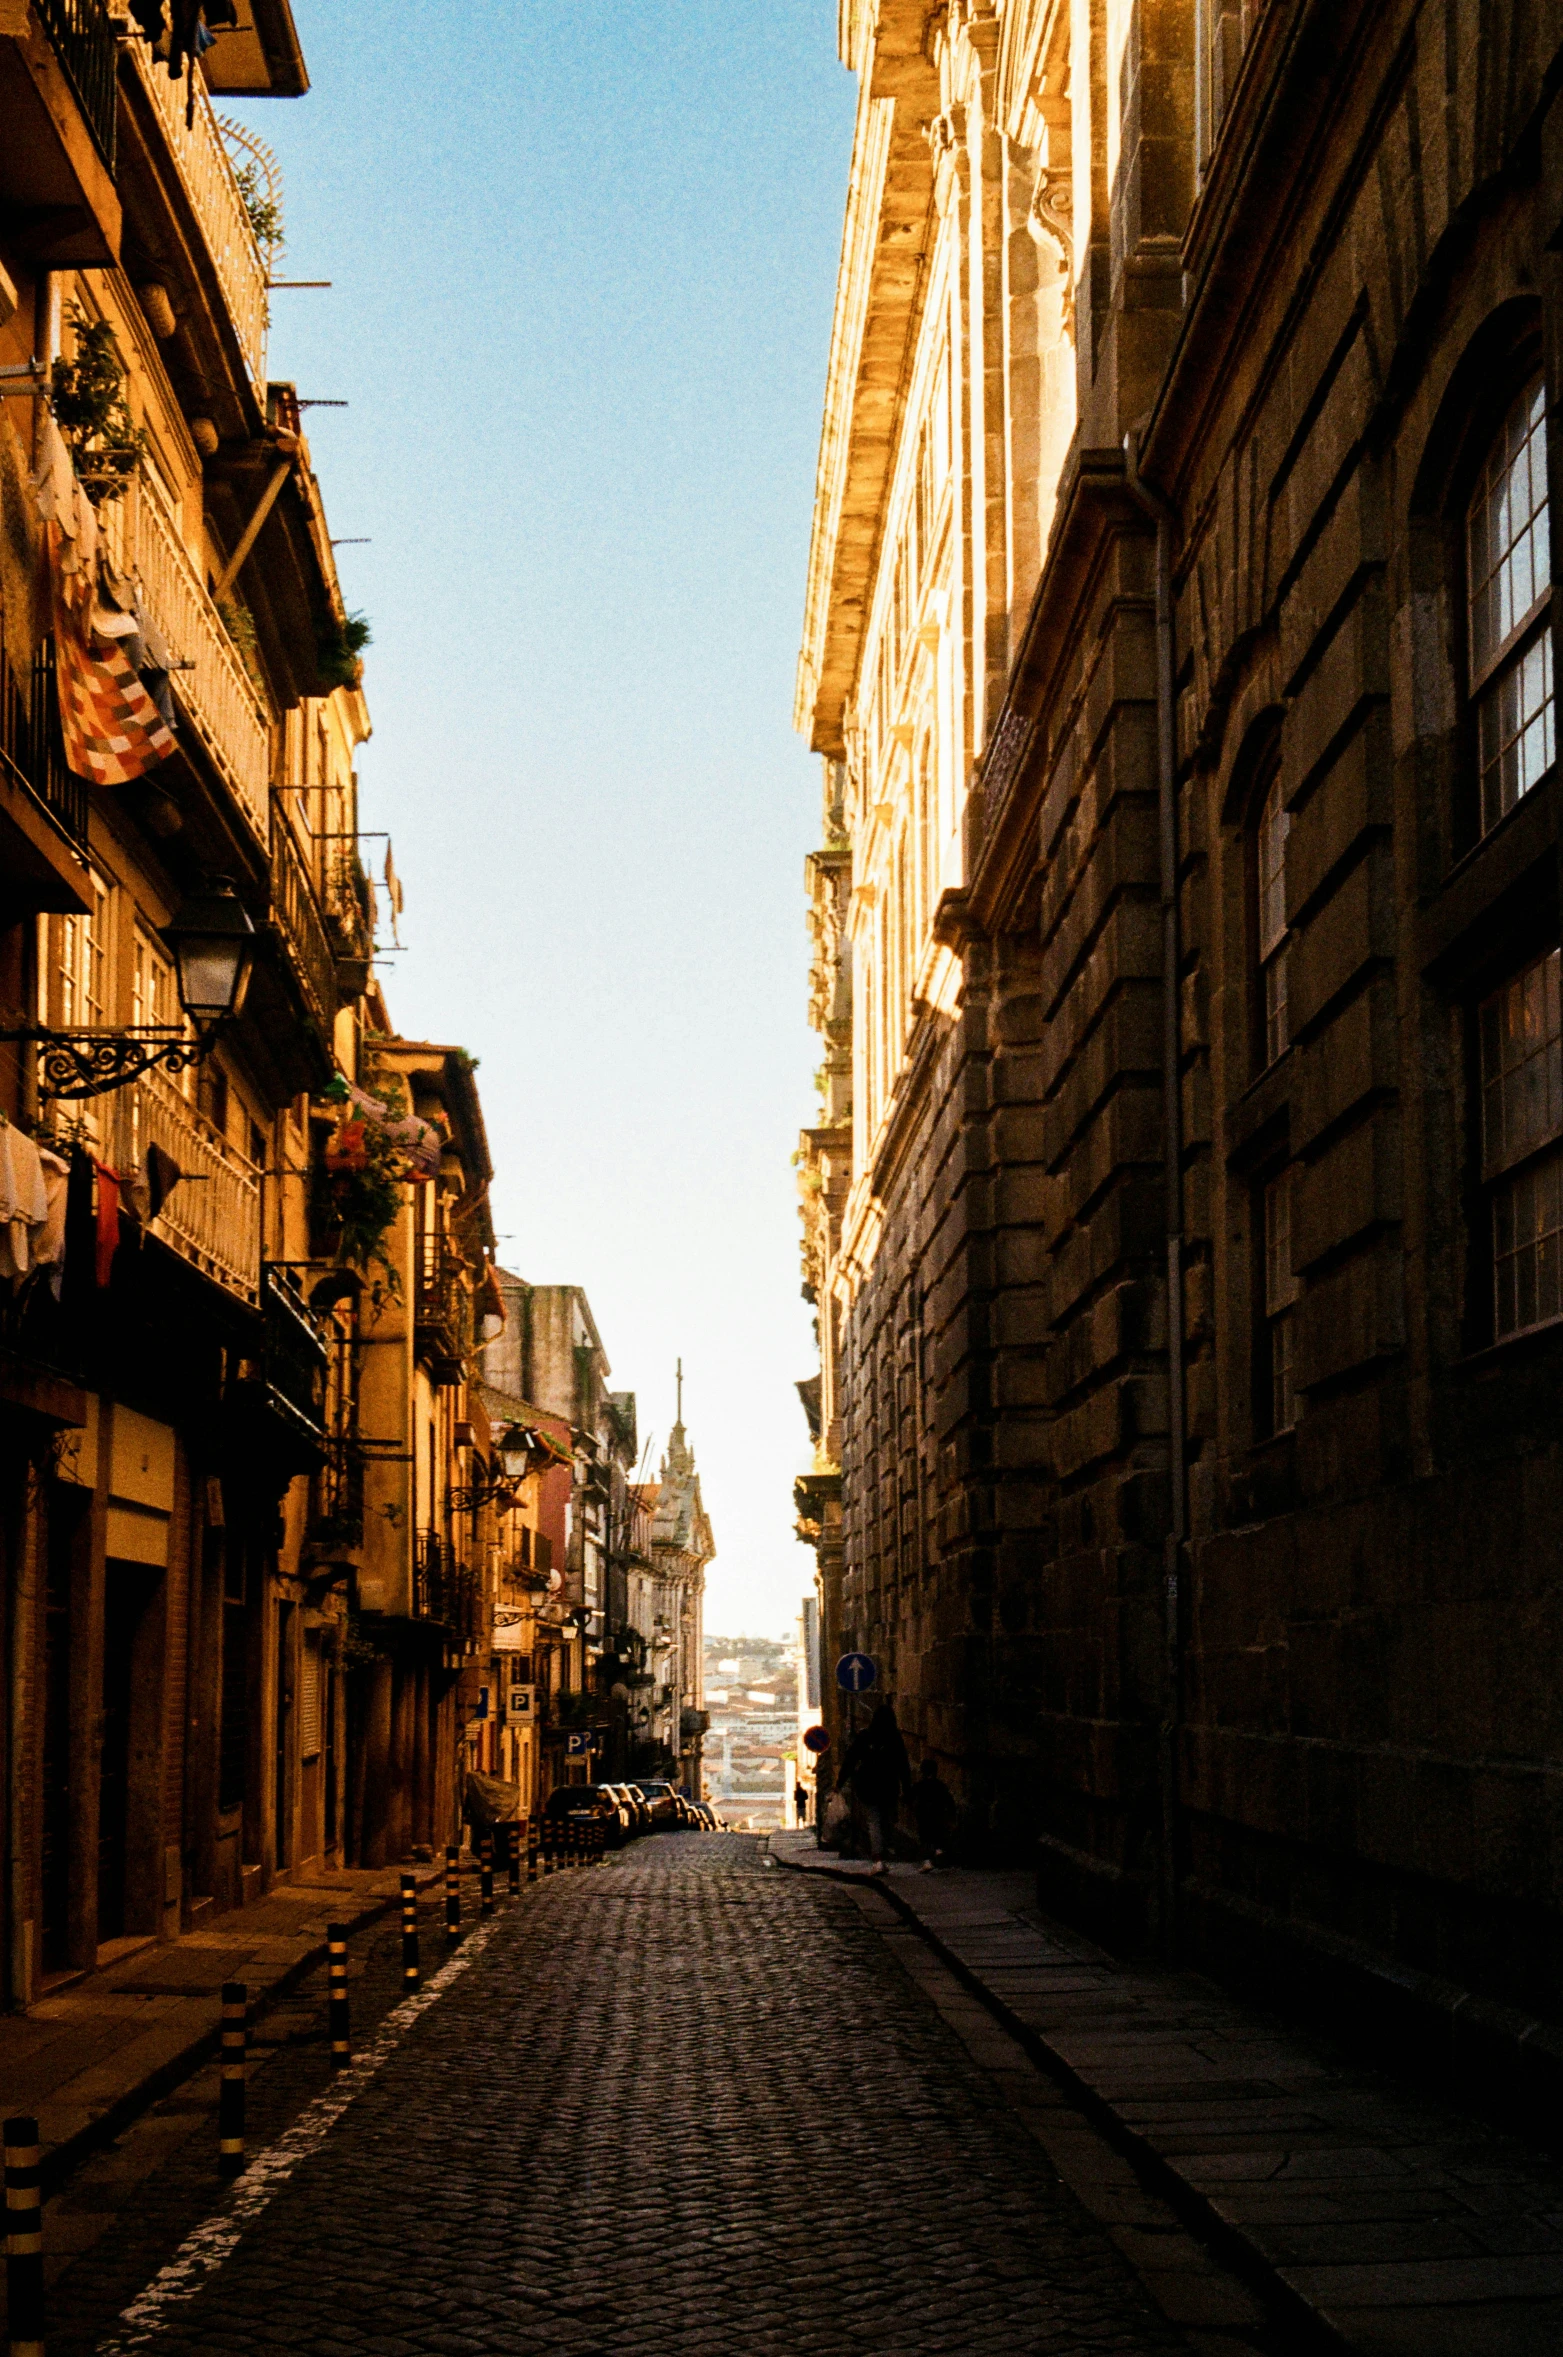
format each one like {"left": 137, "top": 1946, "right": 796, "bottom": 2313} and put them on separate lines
{"left": 506, "top": 1684, "right": 536, "bottom": 1727}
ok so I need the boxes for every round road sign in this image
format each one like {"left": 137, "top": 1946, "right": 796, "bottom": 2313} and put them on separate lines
{"left": 836, "top": 1651, "right": 877, "bottom": 1694}
{"left": 802, "top": 1725, "right": 831, "bottom": 1754}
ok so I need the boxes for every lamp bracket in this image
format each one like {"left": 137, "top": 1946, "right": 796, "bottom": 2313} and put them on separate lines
{"left": 0, "top": 1024, "right": 218, "bottom": 1101}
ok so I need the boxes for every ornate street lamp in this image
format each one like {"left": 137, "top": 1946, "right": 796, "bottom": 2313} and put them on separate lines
{"left": 2, "top": 876, "right": 257, "bottom": 1100}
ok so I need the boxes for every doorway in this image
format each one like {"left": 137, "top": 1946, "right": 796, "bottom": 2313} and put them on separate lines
{"left": 40, "top": 1498, "right": 80, "bottom": 1973}
{"left": 99, "top": 1563, "right": 160, "bottom": 1945}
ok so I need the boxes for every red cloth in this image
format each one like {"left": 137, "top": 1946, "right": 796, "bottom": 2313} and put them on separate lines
{"left": 93, "top": 1160, "right": 121, "bottom": 1288}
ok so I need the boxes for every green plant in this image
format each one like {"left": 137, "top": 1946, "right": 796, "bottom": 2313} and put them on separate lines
{"left": 217, "top": 595, "right": 266, "bottom": 698}
{"left": 312, "top": 1072, "right": 419, "bottom": 1298}
{"left": 50, "top": 309, "right": 147, "bottom": 505}
{"left": 233, "top": 158, "right": 283, "bottom": 255}
{"left": 316, "top": 610, "right": 371, "bottom": 691}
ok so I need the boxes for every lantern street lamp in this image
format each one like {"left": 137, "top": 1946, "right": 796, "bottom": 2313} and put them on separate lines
{"left": 2, "top": 875, "right": 257, "bottom": 1099}
{"left": 495, "top": 1423, "right": 535, "bottom": 1481}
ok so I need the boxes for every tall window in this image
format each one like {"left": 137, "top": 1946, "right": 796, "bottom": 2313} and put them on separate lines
{"left": 1467, "top": 377, "right": 1554, "bottom": 837}
{"left": 56, "top": 868, "right": 111, "bottom": 1030}
{"left": 1261, "top": 1168, "right": 1298, "bottom": 1432}
{"left": 1257, "top": 769, "right": 1290, "bottom": 1067}
{"left": 1479, "top": 947, "right": 1563, "bottom": 1340}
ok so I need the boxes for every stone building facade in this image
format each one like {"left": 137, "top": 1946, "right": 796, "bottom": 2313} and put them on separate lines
{"left": 797, "top": 0, "right": 1563, "bottom": 2091}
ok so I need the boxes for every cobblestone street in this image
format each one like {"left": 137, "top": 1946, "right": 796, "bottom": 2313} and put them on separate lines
{"left": 28, "top": 1836, "right": 1224, "bottom": 2357}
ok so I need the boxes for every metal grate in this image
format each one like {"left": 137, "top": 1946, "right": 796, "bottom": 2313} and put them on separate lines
{"left": 34, "top": 0, "right": 118, "bottom": 171}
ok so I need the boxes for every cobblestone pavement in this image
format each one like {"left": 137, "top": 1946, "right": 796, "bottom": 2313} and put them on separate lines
{"left": 41, "top": 1835, "right": 1204, "bottom": 2356}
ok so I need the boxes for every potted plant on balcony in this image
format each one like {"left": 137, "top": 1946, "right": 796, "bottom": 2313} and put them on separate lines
{"left": 50, "top": 311, "right": 148, "bottom": 505}
{"left": 311, "top": 1070, "right": 425, "bottom": 1303}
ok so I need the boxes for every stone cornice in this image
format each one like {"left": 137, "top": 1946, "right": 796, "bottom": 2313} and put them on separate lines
{"left": 795, "top": 2, "right": 941, "bottom": 757}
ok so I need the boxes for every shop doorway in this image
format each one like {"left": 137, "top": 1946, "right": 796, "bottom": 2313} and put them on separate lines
{"left": 99, "top": 1562, "right": 161, "bottom": 1945}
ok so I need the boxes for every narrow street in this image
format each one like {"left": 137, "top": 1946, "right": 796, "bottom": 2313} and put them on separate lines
{"left": 28, "top": 1838, "right": 1244, "bottom": 2357}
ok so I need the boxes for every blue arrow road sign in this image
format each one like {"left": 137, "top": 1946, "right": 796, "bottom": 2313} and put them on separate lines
{"left": 836, "top": 1651, "right": 877, "bottom": 1693}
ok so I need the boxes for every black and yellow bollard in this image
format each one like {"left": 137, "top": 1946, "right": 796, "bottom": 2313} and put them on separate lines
{"left": 506, "top": 1822, "right": 522, "bottom": 1897}
{"left": 218, "top": 1983, "right": 247, "bottom": 2181}
{"left": 400, "top": 1873, "right": 420, "bottom": 1992}
{"left": 479, "top": 1831, "right": 495, "bottom": 1916}
{"left": 445, "top": 1845, "right": 461, "bottom": 1940}
{"left": 327, "top": 1925, "right": 351, "bottom": 2065}
{"left": 540, "top": 1822, "right": 552, "bottom": 1877}
{"left": 566, "top": 1819, "right": 578, "bottom": 1870}
{"left": 527, "top": 1820, "right": 540, "bottom": 1883}
{"left": 591, "top": 1819, "right": 604, "bottom": 1865}
{"left": 5, "top": 2113, "right": 44, "bottom": 2357}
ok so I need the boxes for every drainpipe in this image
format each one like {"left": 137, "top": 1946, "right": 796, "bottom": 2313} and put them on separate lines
{"left": 1124, "top": 432, "right": 1186, "bottom": 1964}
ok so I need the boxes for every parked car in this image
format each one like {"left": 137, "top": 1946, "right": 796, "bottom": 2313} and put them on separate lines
{"left": 620, "top": 1783, "right": 654, "bottom": 1832}
{"left": 630, "top": 1779, "right": 683, "bottom": 1830}
{"left": 605, "top": 1782, "right": 649, "bottom": 1834}
{"left": 690, "top": 1802, "right": 715, "bottom": 1830}
{"left": 542, "top": 1785, "right": 630, "bottom": 1845}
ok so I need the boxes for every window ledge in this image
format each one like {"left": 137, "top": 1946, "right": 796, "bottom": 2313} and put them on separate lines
{"left": 1451, "top": 1316, "right": 1563, "bottom": 1378}
{"left": 1419, "top": 770, "right": 1558, "bottom": 978}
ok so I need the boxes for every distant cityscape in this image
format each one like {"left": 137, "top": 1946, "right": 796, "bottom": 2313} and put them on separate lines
{"left": 702, "top": 1633, "right": 799, "bottom": 1831}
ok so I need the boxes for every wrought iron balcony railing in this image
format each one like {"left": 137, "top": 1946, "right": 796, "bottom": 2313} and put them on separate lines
{"left": 35, "top": 0, "right": 118, "bottom": 171}
{"left": 260, "top": 1262, "right": 328, "bottom": 1449}
{"left": 269, "top": 815, "right": 337, "bottom": 1040}
{"left": 414, "top": 1240, "right": 470, "bottom": 1385}
{"left": 0, "top": 641, "right": 88, "bottom": 856}
{"left": 414, "top": 1532, "right": 480, "bottom": 1646}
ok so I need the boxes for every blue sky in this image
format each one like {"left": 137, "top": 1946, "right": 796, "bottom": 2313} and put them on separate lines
{"left": 234, "top": 3, "right": 855, "bottom": 1636}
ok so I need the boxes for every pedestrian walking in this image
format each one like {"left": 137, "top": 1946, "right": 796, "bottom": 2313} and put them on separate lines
{"left": 794, "top": 1780, "right": 811, "bottom": 1828}
{"left": 910, "top": 1757, "right": 956, "bottom": 1871}
{"left": 838, "top": 1700, "right": 911, "bottom": 1874}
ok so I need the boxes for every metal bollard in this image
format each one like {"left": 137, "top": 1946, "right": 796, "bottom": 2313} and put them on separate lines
{"left": 327, "top": 1925, "right": 351, "bottom": 2065}
{"left": 4, "top": 2113, "right": 44, "bottom": 2357}
{"left": 445, "top": 1845, "right": 461, "bottom": 1939}
{"left": 479, "top": 1831, "right": 495, "bottom": 1916}
{"left": 542, "top": 1824, "right": 554, "bottom": 1876}
{"left": 593, "top": 1819, "right": 605, "bottom": 1864}
{"left": 400, "top": 1873, "right": 420, "bottom": 1991}
{"left": 218, "top": 1982, "right": 247, "bottom": 2180}
{"left": 567, "top": 1819, "right": 579, "bottom": 1869}
{"left": 506, "top": 1822, "right": 522, "bottom": 1897}
{"left": 528, "top": 1820, "right": 540, "bottom": 1883}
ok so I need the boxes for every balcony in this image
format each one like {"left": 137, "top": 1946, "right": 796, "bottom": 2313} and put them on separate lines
{"left": 269, "top": 815, "right": 337, "bottom": 1042}
{"left": 130, "top": 39, "right": 268, "bottom": 389}
{"left": 325, "top": 856, "right": 374, "bottom": 998}
{"left": 0, "top": 0, "right": 120, "bottom": 265}
{"left": 131, "top": 480, "right": 271, "bottom": 851}
{"left": 0, "top": 640, "right": 91, "bottom": 913}
{"left": 111, "top": 1063, "right": 261, "bottom": 1307}
{"left": 415, "top": 1532, "right": 480, "bottom": 1648}
{"left": 35, "top": 0, "right": 116, "bottom": 165}
{"left": 415, "top": 1241, "right": 469, "bottom": 1387}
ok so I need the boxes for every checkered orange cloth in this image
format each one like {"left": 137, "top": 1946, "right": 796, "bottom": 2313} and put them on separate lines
{"left": 48, "top": 524, "right": 176, "bottom": 788}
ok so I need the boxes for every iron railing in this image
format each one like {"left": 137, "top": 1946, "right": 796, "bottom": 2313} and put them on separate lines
{"left": 111, "top": 1062, "right": 261, "bottom": 1305}
{"left": 414, "top": 1235, "right": 469, "bottom": 1383}
{"left": 130, "top": 39, "right": 267, "bottom": 385}
{"left": 0, "top": 642, "right": 89, "bottom": 854}
{"left": 35, "top": 0, "right": 118, "bottom": 170}
{"left": 131, "top": 478, "right": 271, "bottom": 847}
{"left": 414, "top": 1532, "right": 480, "bottom": 1645}
{"left": 260, "top": 1263, "right": 329, "bottom": 1446}
{"left": 269, "top": 813, "right": 337, "bottom": 1040}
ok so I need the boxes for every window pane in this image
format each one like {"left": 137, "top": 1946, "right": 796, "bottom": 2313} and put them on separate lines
{"left": 1478, "top": 630, "right": 1555, "bottom": 834}
{"left": 1468, "top": 377, "right": 1550, "bottom": 675}
{"left": 1264, "top": 1169, "right": 1297, "bottom": 1316}
{"left": 1264, "top": 945, "right": 1289, "bottom": 1067}
{"left": 1257, "top": 772, "right": 1288, "bottom": 957}
{"left": 1479, "top": 948, "right": 1563, "bottom": 1176}
{"left": 1271, "top": 1309, "right": 1295, "bottom": 1433}
{"left": 1492, "top": 1148, "right": 1563, "bottom": 1338}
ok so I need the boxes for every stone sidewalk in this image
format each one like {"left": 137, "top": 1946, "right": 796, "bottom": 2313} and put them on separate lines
{"left": 1, "top": 1863, "right": 442, "bottom": 2190}
{"left": 770, "top": 1832, "right": 1563, "bottom": 2356}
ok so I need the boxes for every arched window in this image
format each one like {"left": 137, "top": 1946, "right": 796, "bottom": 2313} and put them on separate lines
{"left": 1466, "top": 376, "right": 1554, "bottom": 836}
{"left": 1256, "top": 768, "right": 1289, "bottom": 1068}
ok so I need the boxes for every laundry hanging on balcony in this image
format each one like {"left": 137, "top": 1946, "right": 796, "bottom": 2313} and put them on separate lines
{"left": 33, "top": 421, "right": 176, "bottom": 787}
{"left": 321, "top": 1075, "right": 442, "bottom": 1180}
